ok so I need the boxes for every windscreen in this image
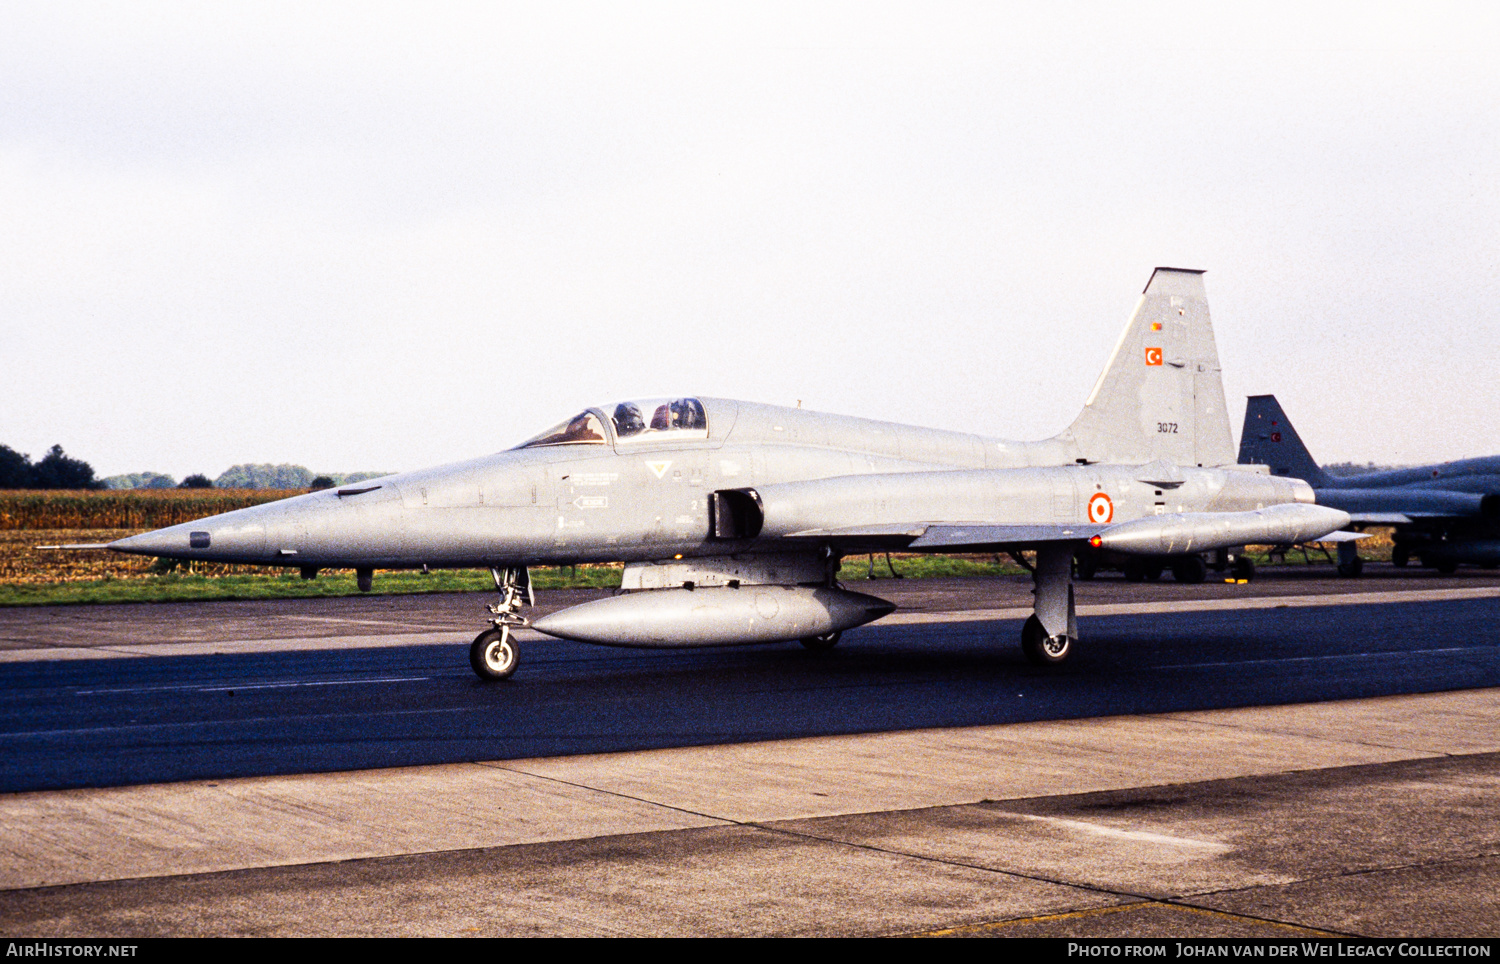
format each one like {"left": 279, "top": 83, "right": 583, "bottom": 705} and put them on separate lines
{"left": 514, "top": 411, "right": 608, "bottom": 448}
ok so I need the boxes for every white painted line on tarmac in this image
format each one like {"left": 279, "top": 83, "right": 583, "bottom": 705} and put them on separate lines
{"left": 877, "top": 585, "right": 1500, "bottom": 626}
{"left": 198, "top": 676, "right": 434, "bottom": 692}
{"left": 75, "top": 675, "right": 435, "bottom": 695}
{"left": 277, "top": 615, "right": 463, "bottom": 630}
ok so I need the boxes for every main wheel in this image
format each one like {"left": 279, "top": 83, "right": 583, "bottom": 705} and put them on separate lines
{"left": 800, "top": 631, "right": 842, "bottom": 650}
{"left": 1171, "top": 555, "right": 1207, "bottom": 584}
{"left": 1021, "top": 615, "right": 1072, "bottom": 666}
{"left": 1231, "top": 556, "right": 1255, "bottom": 582}
{"left": 1391, "top": 545, "right": 1409, "bottom": 568}
{"left": 470, "top": 628, "right": 519, "bottom": 681}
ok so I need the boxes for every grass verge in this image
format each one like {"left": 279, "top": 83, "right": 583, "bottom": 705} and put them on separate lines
{"left": 0, "top": 554, "right": 1029, "bottom": 606}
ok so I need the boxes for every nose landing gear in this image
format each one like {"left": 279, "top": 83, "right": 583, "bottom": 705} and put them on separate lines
{"left": 470, "top": 566, "right": 532, "bottom": 681}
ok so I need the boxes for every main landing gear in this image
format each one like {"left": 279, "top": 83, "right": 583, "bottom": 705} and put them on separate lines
{"left": 1023, "top": 544, "right": 1077, "bottom": 667}
{"left": 800, "top": 631, "right": 842, "bottom": 651}
{"left": 470, "top": 566, "right": 532, "bottom": 681}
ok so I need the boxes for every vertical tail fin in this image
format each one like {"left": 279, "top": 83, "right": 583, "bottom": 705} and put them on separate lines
{"left": 1237, "top": 394, "right": 1331, "bottom": 487}
{"left": 1057, "top": 268, "right": 1235, "bottom": 468}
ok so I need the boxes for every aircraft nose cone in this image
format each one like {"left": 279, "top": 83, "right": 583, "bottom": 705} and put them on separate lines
{"left": 109, "top": 518, "right": 268, "bottom": 562}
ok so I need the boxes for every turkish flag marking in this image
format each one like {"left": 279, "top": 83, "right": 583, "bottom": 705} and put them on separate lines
{"left": 1145, "top": 347, "right": 1163, "bottom": 366}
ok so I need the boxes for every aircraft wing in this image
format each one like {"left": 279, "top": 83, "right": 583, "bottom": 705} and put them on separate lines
{"left": 746, "top": 472, "right": 1347, "bottom": 557}
{"left": 909, "top": 524, "right": 1103, "bottom": 548}
{"left": 773, "top": 510, "right": 1348, "bottom": 557}
{"left": 779, "top": 523, "right": 1103, "bottom": 553}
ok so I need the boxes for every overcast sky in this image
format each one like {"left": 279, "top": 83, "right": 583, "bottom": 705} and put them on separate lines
{"left": 4, "top": 2, "right": 1498, "bottom": 478}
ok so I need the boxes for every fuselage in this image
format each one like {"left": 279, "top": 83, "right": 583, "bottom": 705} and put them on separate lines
{"left": 109, "top": 396, "right": 1311, "bottom": 569}
{"left": 1317, "top": 456, "right": 1500, "bottom": 495}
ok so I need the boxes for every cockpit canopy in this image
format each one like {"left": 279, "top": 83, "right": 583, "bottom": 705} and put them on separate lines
{"left": 516, "top": 397, "right": 708, "bottom": 449}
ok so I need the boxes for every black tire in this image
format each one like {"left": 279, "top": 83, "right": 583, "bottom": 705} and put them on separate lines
{"left": 800, "top": 631, "right": 842, "bottom": 651}
{"left": 1337, "top": 556, "right": 1364, "bottom": 578}
{"left": 1021, "top": 615, "right": 1072, "bottom": 666}
{"left": 1231, "top": 557, "right": 1255, "bottom": 582}
{"left": 1391, "top": 545, "right": 1409, "bottom": 568}
{"left": 1075, "top": 554, "right": 1098, "bottom": 581}
{"left": 1123, "top": 559, "right": 1147, "bottom": 583}
{"left": 1171, "top": 555, "right": 1207, "bottom": 584}
{"left": 470, "top": 628, "right": 519, "bottom": 681}
{"left": 1144, "top": 563, "right": 1164, "bottom": 582}
{"left": 1433, "top": 559, "right": 1458, "bottom": 575}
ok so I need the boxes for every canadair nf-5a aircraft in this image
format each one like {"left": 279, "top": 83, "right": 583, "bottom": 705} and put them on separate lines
{"left": 109, "top": 269, "right": 1349, "bottom": 679}
{"left": 1239, "top": 393, "right": 1500, "bottom": 576}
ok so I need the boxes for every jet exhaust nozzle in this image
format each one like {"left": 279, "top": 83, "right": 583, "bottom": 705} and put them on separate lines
{"left": 531, "top": 585, "right": 895, "bottom": 648}
{"left": 1099, "top": 503, "right": 1350, "bottom": 555}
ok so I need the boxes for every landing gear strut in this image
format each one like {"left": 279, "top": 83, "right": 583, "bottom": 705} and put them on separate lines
{"left": 470, "top": 566, "right": 532, "bottom": 681}
{"left": 1337, "top": 541, "right": 1364, "bottom": 578}
{"left": 1023, "top": 544, "right": 1077, "bottom": 666}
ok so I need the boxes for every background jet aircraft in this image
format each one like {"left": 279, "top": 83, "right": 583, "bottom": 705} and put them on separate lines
{"left": 110, "top": 269, "right": 1348, "bottom": 679}
{"left": 1239, "top": 394, "right": 1500, "bottom": 575}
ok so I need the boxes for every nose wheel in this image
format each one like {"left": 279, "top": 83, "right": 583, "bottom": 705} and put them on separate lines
{"left": 471, "top": 627, "right": 519, "bottom": 680}
{"left": 471, "top": 566, "right": 531, "bottom": 681}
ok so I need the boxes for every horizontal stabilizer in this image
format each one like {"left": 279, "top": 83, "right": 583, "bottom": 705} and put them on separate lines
{"left": 1308, "top": 530, "right": 1370, "bottom": 543}
{"left": 1347, "top": 513, "right": 1414, "bottom": 525}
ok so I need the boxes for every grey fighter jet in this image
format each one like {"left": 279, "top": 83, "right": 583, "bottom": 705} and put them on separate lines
{"left": 110, "top": 269, "right": 1349, "bottom": 678}
{"left": 1239, "top": 394, "right": 1500, "bottom": 575}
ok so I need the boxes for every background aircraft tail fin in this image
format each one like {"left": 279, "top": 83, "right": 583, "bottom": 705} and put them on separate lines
{"left": 1056, "top": 268, "right": 1235, "bottom": 467}
{"left": 1237, "top": 394, "right": 1331, "bottom": 486}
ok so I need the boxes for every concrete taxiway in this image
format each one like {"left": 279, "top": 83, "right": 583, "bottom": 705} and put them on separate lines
{"left": 1, "top": 570, "right": 1497, "bottom": 937}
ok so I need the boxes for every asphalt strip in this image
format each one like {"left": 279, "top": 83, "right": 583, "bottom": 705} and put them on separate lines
{"left": 2, "top": 585, "right": 1497, "bottom": 663}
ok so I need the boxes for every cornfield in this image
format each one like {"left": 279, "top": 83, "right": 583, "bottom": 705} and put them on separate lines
{"left": 1, "top": 490, "right": 300, "bottom": 584}
{"left": 0, "top": 490, "right": 295, "bottom": 530}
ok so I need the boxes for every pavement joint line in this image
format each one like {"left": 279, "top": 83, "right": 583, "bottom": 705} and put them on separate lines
{"left": 1167, "top": 703, "right": 1500, "bottom": 759}
{"left": 1157, "top": 711, "right": 1462, "bottom": 759}
{"left": 490, "top": 759, "right": 1158, "bottom": 906}
{"left": 479, "top": 760, "right": 740, "bottom": 828}
{"left": 1184, "top": 847, "right": 1500, "bottom": 903}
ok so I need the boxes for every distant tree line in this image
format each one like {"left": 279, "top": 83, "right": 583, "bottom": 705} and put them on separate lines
{"left": 1321, "top": 461, "right": 1405, "bottom": 477}
{"left": 0, "top": 444, "right": 105, "bottom": 490}
{"left": 209, "top": 465, "right": 388, "bottom": 489}
{"left": 3, "top": 443, "right": 391, "bottom": 491}
{"left": 100, "top": 464, "right": 392, "bottom": 490}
